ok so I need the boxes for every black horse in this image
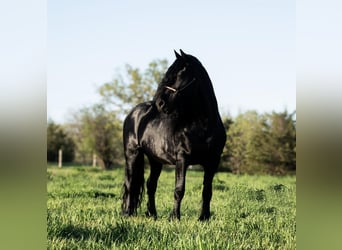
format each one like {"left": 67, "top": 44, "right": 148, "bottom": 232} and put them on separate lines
{"left": 122, "top": 50, "right": 226, "bottom": 220}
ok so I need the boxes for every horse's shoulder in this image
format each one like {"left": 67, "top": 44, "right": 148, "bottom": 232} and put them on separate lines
{"left": 126, "top": 101, "right": 153, "bottom": 116}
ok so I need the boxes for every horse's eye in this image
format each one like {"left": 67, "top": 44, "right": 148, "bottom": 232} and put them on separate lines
{"left": 177, "top": 67, "right": 187, "bottom": 77}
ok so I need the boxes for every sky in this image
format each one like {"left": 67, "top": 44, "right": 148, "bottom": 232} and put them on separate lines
{"left": 47, "top": 0, "right": 295, "bottom": 123}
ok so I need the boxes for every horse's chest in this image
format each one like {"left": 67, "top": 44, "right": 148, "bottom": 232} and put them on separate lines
{"left": 180, "top": 127, "right": 210, "bottom": 152}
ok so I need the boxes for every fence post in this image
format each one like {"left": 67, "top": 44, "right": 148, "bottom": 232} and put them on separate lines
{"left": 58, "top": 149, "right": 62, "bottom": 168}
{"left": 93, "top": 153, "right": 97, "bottom": 167}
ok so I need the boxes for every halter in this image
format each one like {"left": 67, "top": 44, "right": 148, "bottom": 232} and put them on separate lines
{"left": 164, "top": 78, "right": 196, "bottom": 93}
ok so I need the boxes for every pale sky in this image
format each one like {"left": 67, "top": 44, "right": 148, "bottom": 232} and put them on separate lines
{"left": 47, "top": 0, "right": 295, "bottom": 123}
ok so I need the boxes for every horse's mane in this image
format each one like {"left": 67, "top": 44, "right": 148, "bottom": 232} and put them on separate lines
{"left": 186, "top": 55, "right": 220, "bottom": 118}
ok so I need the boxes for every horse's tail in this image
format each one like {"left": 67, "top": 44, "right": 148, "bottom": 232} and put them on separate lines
{"left": 122, "top": 149, "right": 145, "bottom": 216}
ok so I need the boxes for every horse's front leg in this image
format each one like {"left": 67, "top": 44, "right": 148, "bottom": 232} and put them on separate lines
{"left": 146, "top": 157, "right": 162, "bottom": 219}
{"left": 170, "top": 160, "right": 187, "bottom": 220}
{"left": 199, "top": 168, "right": 216, "bottom": 221}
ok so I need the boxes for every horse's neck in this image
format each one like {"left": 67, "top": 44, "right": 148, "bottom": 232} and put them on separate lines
{"left": 176, "top": 108, "right": 221, "bottom": 130}
{"left": 196, "top": 74, "right": 220, "bottom": 119}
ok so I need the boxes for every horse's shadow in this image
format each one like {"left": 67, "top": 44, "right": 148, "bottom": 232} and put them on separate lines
{"left": 55, "top": 221, "right": 148, "bottom": 245}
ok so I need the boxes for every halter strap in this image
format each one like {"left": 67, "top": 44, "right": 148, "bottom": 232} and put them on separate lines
{"left": 164, "top": 78, "right": 196, "bottom": 93}
{"left": 165, "top": 86, "right": 177, "bottom": 92}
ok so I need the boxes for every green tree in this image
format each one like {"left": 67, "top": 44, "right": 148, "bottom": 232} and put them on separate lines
{"left": 65, "top": 114, "right": 93, "bottom": 165}
{"left": 75, "top": 104, "right": 123, "bottom": 169}
{"left": 226, "top": 110, "right": 296, "bottom": 174}
{"left": 65, "top": 60, "right": 168, "bottom": 167}
{"left": 98, "top": 59, "right": 168, "bottom": 116}
{"left": 258, "top": 111, "right": 296, "bottom": 174}
{"left": 227, "top": 111, "right": 265, "bottom": 174}
{"left": 47, "top": 120, "right": 75, "bottom": 163}
{"left": 219, "top": 115, "right": 234, "bottom": 171}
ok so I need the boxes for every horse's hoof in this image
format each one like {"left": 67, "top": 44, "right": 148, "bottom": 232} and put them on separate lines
{"left": 145, "top": 211, "right": 157, "bottom": 220}
{"left": 122, "top": 209, "right": 134, "bottom": 217}
{"left": 168, "top": 212, "right": 180, "bottom": 221}
{"left": 198, "top": 213, "right": 211, "bottom": 221}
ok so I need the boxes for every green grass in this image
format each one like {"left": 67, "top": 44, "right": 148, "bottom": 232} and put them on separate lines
{"left": 47, "top": 166, "right": 296, "bottom": 249}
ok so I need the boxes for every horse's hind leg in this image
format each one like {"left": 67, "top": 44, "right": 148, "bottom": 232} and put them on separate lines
{"left": 122, "top": 148, "right": 145, "bottom": 216}
{"left": 146, "top": 157, "right": 162, "bottom": 219}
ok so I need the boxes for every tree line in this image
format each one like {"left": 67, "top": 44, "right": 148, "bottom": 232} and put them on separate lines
{"left": 47, "top": 59, "right": 295, "bottom": 175}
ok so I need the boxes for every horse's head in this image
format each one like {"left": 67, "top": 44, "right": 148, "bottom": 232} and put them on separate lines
{"left": 154, "top": 50, "right": 200, "bottom": 114}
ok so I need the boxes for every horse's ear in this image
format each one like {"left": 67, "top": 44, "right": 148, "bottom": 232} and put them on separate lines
{"left": 180, "top": 49, "right": 188, "bottom": 58}
{"left": 174, "top": 50, "right": 181, "bottom": 59}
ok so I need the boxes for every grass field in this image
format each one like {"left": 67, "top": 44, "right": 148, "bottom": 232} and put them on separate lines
{"left": 47, "top": 165, "right": 296, "bottom": 249}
